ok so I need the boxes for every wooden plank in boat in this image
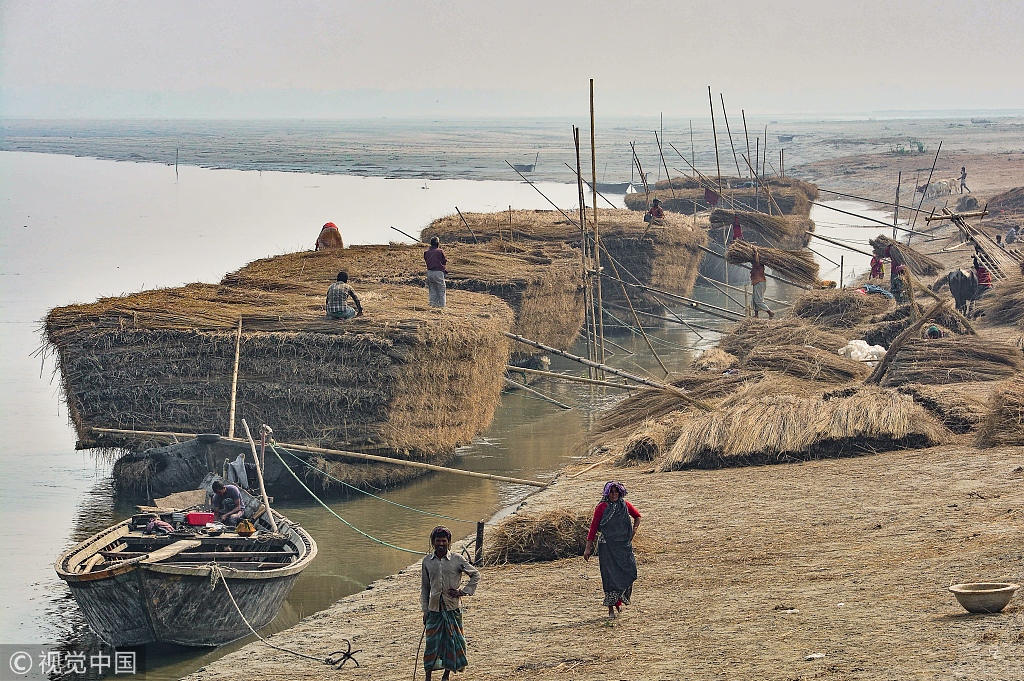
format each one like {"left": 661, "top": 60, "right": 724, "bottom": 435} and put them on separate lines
{"left": 141, "top": 540, "right": 201, "bottom": 564}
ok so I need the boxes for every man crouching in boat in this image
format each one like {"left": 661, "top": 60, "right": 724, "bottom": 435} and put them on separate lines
{"left": 211, "top": 480, "right": 245, "bottom": 526}
{"left": 420, "top": 526, "right": 480, "bottom": 680}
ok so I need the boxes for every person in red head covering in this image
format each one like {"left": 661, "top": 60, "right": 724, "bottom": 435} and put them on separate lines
{"left": 315, "top": 222, "right": 344, "bottom": 250}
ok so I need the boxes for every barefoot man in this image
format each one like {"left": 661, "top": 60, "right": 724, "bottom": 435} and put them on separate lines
{"left": 421, "top": 526, "right": 480, "bottom": 680}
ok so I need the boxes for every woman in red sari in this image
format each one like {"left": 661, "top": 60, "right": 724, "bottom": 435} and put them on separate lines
{"left": 583, "top": 481, "right": 641, "bottom": 618}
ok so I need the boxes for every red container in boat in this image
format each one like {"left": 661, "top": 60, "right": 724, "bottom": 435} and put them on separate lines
{"left": 186, "top": 512, "right": 215, "bottom": 526}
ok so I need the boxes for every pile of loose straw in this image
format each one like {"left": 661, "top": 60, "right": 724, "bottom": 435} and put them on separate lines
{"left": 880, "top": 337, "right": 1024, "bottom": 386}
{"left": 742, "top": 344, "right": 871, "bottom": 383}
{"left": 482, "top": 508, "right": 592, "bottom": 565}
{"left": 975, "top": 375, "right": 1024, "bottom": 447}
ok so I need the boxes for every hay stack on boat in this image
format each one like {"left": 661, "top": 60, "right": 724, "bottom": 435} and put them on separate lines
{"left": 725, "top": 241, "right": 820, "bottom": 286}
{"left": 880, "top": 337, "right": 1024, "bottom": 386}
{"left": 661, "top": 386, "right": 949, "bottom": 470}
{"left": 979, "top": 276, "right": 1024, "bottom": 326}
{"left": 791, "top": 288, "right": 896, "bottom": 329}
{"left": 711, "top": 210, "right": 815, "bottom": 249}
{"left": 222, "top": 243, "right": 585, "bottom": 353}
{"left": 482, "top": 508, "right": 593, "bottom": 565}
{"left": 719, "top": 318, "right": 848, "bottom": 360}
{"left": 44, "top": 282, "right": 513, "bottom": 458}
{"left": 422, "top": 209, "right": 708, "bottom": 303}
{"left": 742, "top": 345, "right": 871, "bottom": 383}
{"left": 869, "top": 235, "right": 942, "bottom": 276}
{"left": 627, "top": 177, "right": 818, "bottom": 216}
{"left": 975, "top": 375, "right": 1024, "bottom": 447}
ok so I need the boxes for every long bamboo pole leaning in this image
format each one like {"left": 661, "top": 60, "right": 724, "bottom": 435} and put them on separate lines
{"left": 507, "top": 365, "right": 648, "bottom": 390}
{"left": 593, "top": 273, "right": 746, "bottom": 322}
{"left": 504, "top": 332, "right": 714, "bottom": 411}
{"left": 590, "top": 79, "right": 606, "bottom": 370}
{"left": 708, "top": 86, "right": 723, "bottom": 193}
{"left": 503, "top": 375, "right": 573, "bottom": 410}
{"left": 911, "top": 141, "right": 942, "bottom": 233}
{"left": 864, "top": 299, "right": 947, "bottom": 384}
{"left": 573, "top": 127, "right": 596, "bottom": 377}
{"left": 228, "top": 317, "right": 242, "bottom": 439}
{"left": 741, "top": 110, "right": 752, "bottom": 179}
{"left": 241, "top": 419, "right": 278, "bottom": 532}
{"left": 720, "top": 93, "right": 743, "bottom": 178}
{"left": 454, "top": 207, "right": 480, "bottom": 244}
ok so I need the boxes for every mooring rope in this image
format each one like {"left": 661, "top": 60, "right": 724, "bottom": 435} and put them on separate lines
{"left": 269, "top": 442, "right": 425, "bottom": 555}
{"left": 208, "top": 563, "right": 359, "bottom": 668}
{"left": 273, "top": 444, "right": 478, "bottom": 525}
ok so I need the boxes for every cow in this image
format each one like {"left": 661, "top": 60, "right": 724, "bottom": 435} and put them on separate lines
{"left": 916, "top": 178, "right": 959, "bottom": 199}
{"left": 932, "top": 268, "right": 989, "bottom": 316}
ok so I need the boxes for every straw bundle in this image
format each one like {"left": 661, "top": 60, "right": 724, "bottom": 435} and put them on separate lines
{"left": 881, "top": 337, "right": 1024, "bottom": 386}
{"left": 861, "top": 304, "right": 968, "bottom": 348}
{"left": 692, "top": 348, "right": 739, "bottom": 372}
{"left": 791, "top": 288, "right": 896, "bottom": 329}
{"left": 975, "top": 375, "right": 1024, "bottom": 447}
{"left": 662, "top": 387, "right": 949, "bottom": 470}
{"left": 742, "top": 345, "right": 871, "bottom": 383}
{"left": 628, "top": 178, "right": 818, "bottom": 216}
{"left": 869, "top": 235, "right": 942, "bottom": 276}
{"left": 896, "top": 383, "right": 990, "bottom": 434}
{"left": 719, "top": 318, "right": 848, "bottom": 360}
{"left": 725, "top": 241, "right": 820, "bottom": 286}
{"left": 710, "top": 209, "right": 815, "bottom": 249}
{"left": 44, "top": 282, "right": 514, "bottom": 456}
{"left": 979, "top": 276, "right": 1024, "bottom": 326}
{"left": 622, "top": 420, "right": 668, "bottom": 461}
{"left": 482, "top": 508, "right": 593, "bottom": 565}
{"left": 988, "top": 186, "right": 1024, "bottom": 214}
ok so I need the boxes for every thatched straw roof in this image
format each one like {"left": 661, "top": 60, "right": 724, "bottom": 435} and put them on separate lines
{"left": 742, "top": 344, "right": 871, "bottom": 383}
{"left": 791, "top": 288, "right": 896, "bottom": 329}
{"left": 881, "top": 337, "right": 1024, "bottom": 386}
{"left": 975, "top": 375, "right": 1024, "bottom": 447}
{"left": 482, "top": 508, "right": 592, "bottom": 565}
{"left": 868, "top": 235, "right": 942, "bottom": 276}
{"left": 979, "top": 276, "right": 1024, "bottom": 326}
{"left": 711, "top": 209, "right": 815, "bottom": 249}
{"left": 726, "top": 241, "right": 819, "bottom": 286}
{"left": 718, "top": 318, "right": 848, "bottom": 360}
{"left": 44, "top": 282, "right": 514, "bottom": 456}
{"left": 221, "top": 243, "right": 585, "bottom": 352}
{"left": 661, "top": 386, "right": 950, "bottom": 470}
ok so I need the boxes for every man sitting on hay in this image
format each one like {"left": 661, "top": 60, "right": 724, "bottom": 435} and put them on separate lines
{"left": 325, "top": 271, "right": 364, "bottom": 320}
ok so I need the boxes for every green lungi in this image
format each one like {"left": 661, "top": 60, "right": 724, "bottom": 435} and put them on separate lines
{"left": 423, "top": 608, "right": 467, "bottom": 673}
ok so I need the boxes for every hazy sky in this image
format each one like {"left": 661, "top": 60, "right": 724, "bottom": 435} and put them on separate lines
{"left": 2, "top": 0, "right": 1022, "bottom": 118}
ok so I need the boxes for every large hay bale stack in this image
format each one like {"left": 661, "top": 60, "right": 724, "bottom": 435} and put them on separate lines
{"left": 422, "top": 209, "right": 708, "bottom": 304}
{"left": 483, "top": 508, "right": 593, "bottom": 565}
{"left": 987, "top": 186, "right": 1024, "bottom": 215}
{"left": 44, "top": 282, "right": 513, "bottom": 458}
{"left": 622, "top": 420, "right": 669, "bottom": 461}
{"left": 711, "top": 209, "right": 815, "bottom": 250}
{"left": 662, "top": 387, "right": 949, "bottom": 470}
{"left": 791, "top": 288, "right": 896, "bottom": 329}
{"left": 880, "top": 337, "right": 1024, "bottom": 386}
{"left": 975, "top": 375, "right": 1024, "bottom": 447}
{"left": 718, "top": 318, "right": 848, "bottom": 360}
{"left": 627, "top": 177, "right": 818, "bottom": 216}
{"left": 742, "top": 344, "right": 871, "bottom": 383}
{"left": 222, "top": 243, "right": 586, "bottom": 353}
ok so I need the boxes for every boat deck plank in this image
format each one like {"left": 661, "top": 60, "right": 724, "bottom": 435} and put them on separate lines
{"left": 141, "top": 540, "right": 201, "bottom": 564}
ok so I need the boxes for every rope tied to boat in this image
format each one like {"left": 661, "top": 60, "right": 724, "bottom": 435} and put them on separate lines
{"left": 208, "top": 562, "right": 360, "bottom": 668}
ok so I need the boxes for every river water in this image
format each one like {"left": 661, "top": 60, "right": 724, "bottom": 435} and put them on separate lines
{"left": 0, "top": 148, "right": 885, "bottom": 679}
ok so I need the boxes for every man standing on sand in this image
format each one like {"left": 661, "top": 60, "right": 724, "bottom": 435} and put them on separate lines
{"left": 749, "top": 246, "right": 774, "bottom": 319}
{"left": 424, "top": 236, "right": 448, "bottom": 308}
{"left": 960, "top": 166, "right": 970, "bottom": 194}
{"left": 421, "top": 526, "right": 480, "bottom": 680}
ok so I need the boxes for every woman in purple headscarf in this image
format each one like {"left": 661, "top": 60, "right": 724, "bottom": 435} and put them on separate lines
{"left": 583, "top": 481, "right": 641, "bottom": 618}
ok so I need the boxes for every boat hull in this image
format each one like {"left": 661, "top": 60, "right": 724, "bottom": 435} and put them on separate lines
{"left": 65, "top": 567, "right": 156, "bottom": 647}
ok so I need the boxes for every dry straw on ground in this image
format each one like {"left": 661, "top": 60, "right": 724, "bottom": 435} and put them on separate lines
{"left": 861, "top": 304, "right": 968, "bottom": 348}
{"left": 718, "top": 318, "right": 848, "bottom": 360}
{"left": 621, "top": 420, "right": 669, "bottom": 461}
{"left": 710, "top": 209, "right": 815, "bottom": 249}
{"left": 880, "top": 337, "right": 1024, "bottom": 386}
{"left": 979, "top": 276, "right": 1024, "bottom": 326}
{"left": 482, "top": 508, "right": 593, "bottom": 565}
{"left": 44, "top": 282, "right": 513, "bottom": 457}
{"left": 692, "top": 348, "right": 739, "bottom": 372}
{"left": 975, "top": 375, "right": 1024, "bottom": 447}
{"left": 662, "top": 386, "right": 949, "bottom": 470}
{"left": 869, "top": 235, "right": 942, "bottom": 276}
{"left": 791, "top": 288, "right": 895, "bottom": 329}
{"left": 742, "top": 344, "right": 871, "bottom": 383}
{"left": 896, "top": 382, "right": 991, "bottom": 434}
{"left": 725, "top": 241, "right": 820, "bottom": 286}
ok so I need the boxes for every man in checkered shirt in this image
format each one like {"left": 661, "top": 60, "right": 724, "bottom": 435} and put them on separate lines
{"left": 325, "top": 271, "right": 363, "bottom": 320}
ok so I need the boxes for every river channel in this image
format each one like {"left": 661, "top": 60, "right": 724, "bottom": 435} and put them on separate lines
{"left": 0, "top": 149, "right": 883, "bottom": 679}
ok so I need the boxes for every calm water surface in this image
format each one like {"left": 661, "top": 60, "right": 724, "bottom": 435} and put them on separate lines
{"left": 0, "top": 149, "right": 882, "bottom": 679}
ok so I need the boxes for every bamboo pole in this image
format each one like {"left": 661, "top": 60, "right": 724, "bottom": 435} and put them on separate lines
{"left": 454, "top": 207, "right": 480, "bottom": 243}
{"left": 696, "top": 271, "right": 791, "bottom": 307}
{"left": 689, "top": 120, "right": 695, "bottom": 177}
{"left": 390, "top": 225, "right": 423, "bottom": 244}
{"left": 241, "top": 419, "right": 278, "bottom": 532}
{"left": 590, "top": 79, "right": 606, "bottom": 370}
{"left": 630, "top": 142, "right": 651, "bottom": 205}
{"left": 904, "top": 269, "right": 977, "bottom": 335}
{"left": 507, "top": 365, "right": 648, "bottom": 390}
{"left": 573, "top": 127, "right": 596, "bottom": 377}
{"left": 864, "top": 299, "right": 947, "bottom": 384}
{"left": 720, "top": 93, "right": 742, "bottom": 178}
{"left": 654, "top": 131, "right": 676, "bottom": 199}
{"left": 503, "top": 375, "right": 573, "bottom": 410}
{"left": 763, "top": 126, "right": 769, "bottom": 213}
{"left": 595, "top": 272, "right": 746, "bottom": 321}
{"left": 910, "top": 141, "right": 942, "bottom": 233}
{"left": 602, "top": 302, "right": 721, "bottom": 332}
{"left": 741, "top": 110, "right": 751, "bottom": 179}
{"left": 599, "top": 242, "right": 670, "bottom": 375}
{"left": 708, "top": 86, "right": 723, "bottom": 192}
{"left": 893, "top": 172, "right": 902, "bottom": 240}
{"left": 740, "top": 153, "right": 785, "bottom": 216}
{"left": 697, "top": 245, "right": 812, "bottom": 290}
{"left": 504, "top": 332, "right": 714, "bottom": 411}
{"left": 817, "top": 187, "right": 925, "bottom": 216}
{"left": 228, "top": 317, "right": 242, "bottom": 439}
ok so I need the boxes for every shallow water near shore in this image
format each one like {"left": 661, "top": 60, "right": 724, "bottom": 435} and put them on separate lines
{"left": 0, "top": 149, "right": 883, "bottom": 679}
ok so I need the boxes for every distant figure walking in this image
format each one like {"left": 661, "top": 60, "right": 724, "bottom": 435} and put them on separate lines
{"left": 959, "top": 167, "right": 970, "bottom": 194}
{"left": 424, "top": 236, "right": 448, "bottom": 308}
{"left": 420, "top": 526, "right": 480, "bottom": 680}
{"left": 869, "top": 254, "right": 885, "bottom": 280}
{"left": 325, "top": 271, "right": 363, "bottom": 320}
{"left": 584, "top": 481, "right": 641, "bottom": 619}
{"left": 749, "top": 246, "right": 774, "bottom": 318}
{"left": 315, "top": 222, "right": 344, "bottom": 250}
{"left": 730, "top": 214, "right": 743, "bottom": 243}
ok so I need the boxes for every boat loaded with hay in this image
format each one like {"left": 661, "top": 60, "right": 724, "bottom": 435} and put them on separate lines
{"left": 55, "top": 477, "right": 316, "bottom": 647}
{"left": 624, "top": 176, "right": 819, "bottom": 216}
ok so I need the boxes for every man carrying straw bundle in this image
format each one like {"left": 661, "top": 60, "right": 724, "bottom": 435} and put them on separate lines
{"left": 584, "top": 481, "right": 641, "bottom": 619}
{"left": 325, "top": 271, "right": 363, "bottom": 320}
{"left": 424, "top": 236, "right": 448, "bottom": 308}
{"left": 749, "top": 247, "right": 774, "bottom": 318}
{"left": 420, "top": 526, "right": 480, "bottom": 680}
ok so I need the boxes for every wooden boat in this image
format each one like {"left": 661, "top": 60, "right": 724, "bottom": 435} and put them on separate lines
{"left": 55, "top": 482, "right": 316, "bottom": 647}
{"left": 512, "top": 152, "right": 540, "bottom": 173}
{"left": 777, "top": 134, "right": 795, "bottom": 143}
